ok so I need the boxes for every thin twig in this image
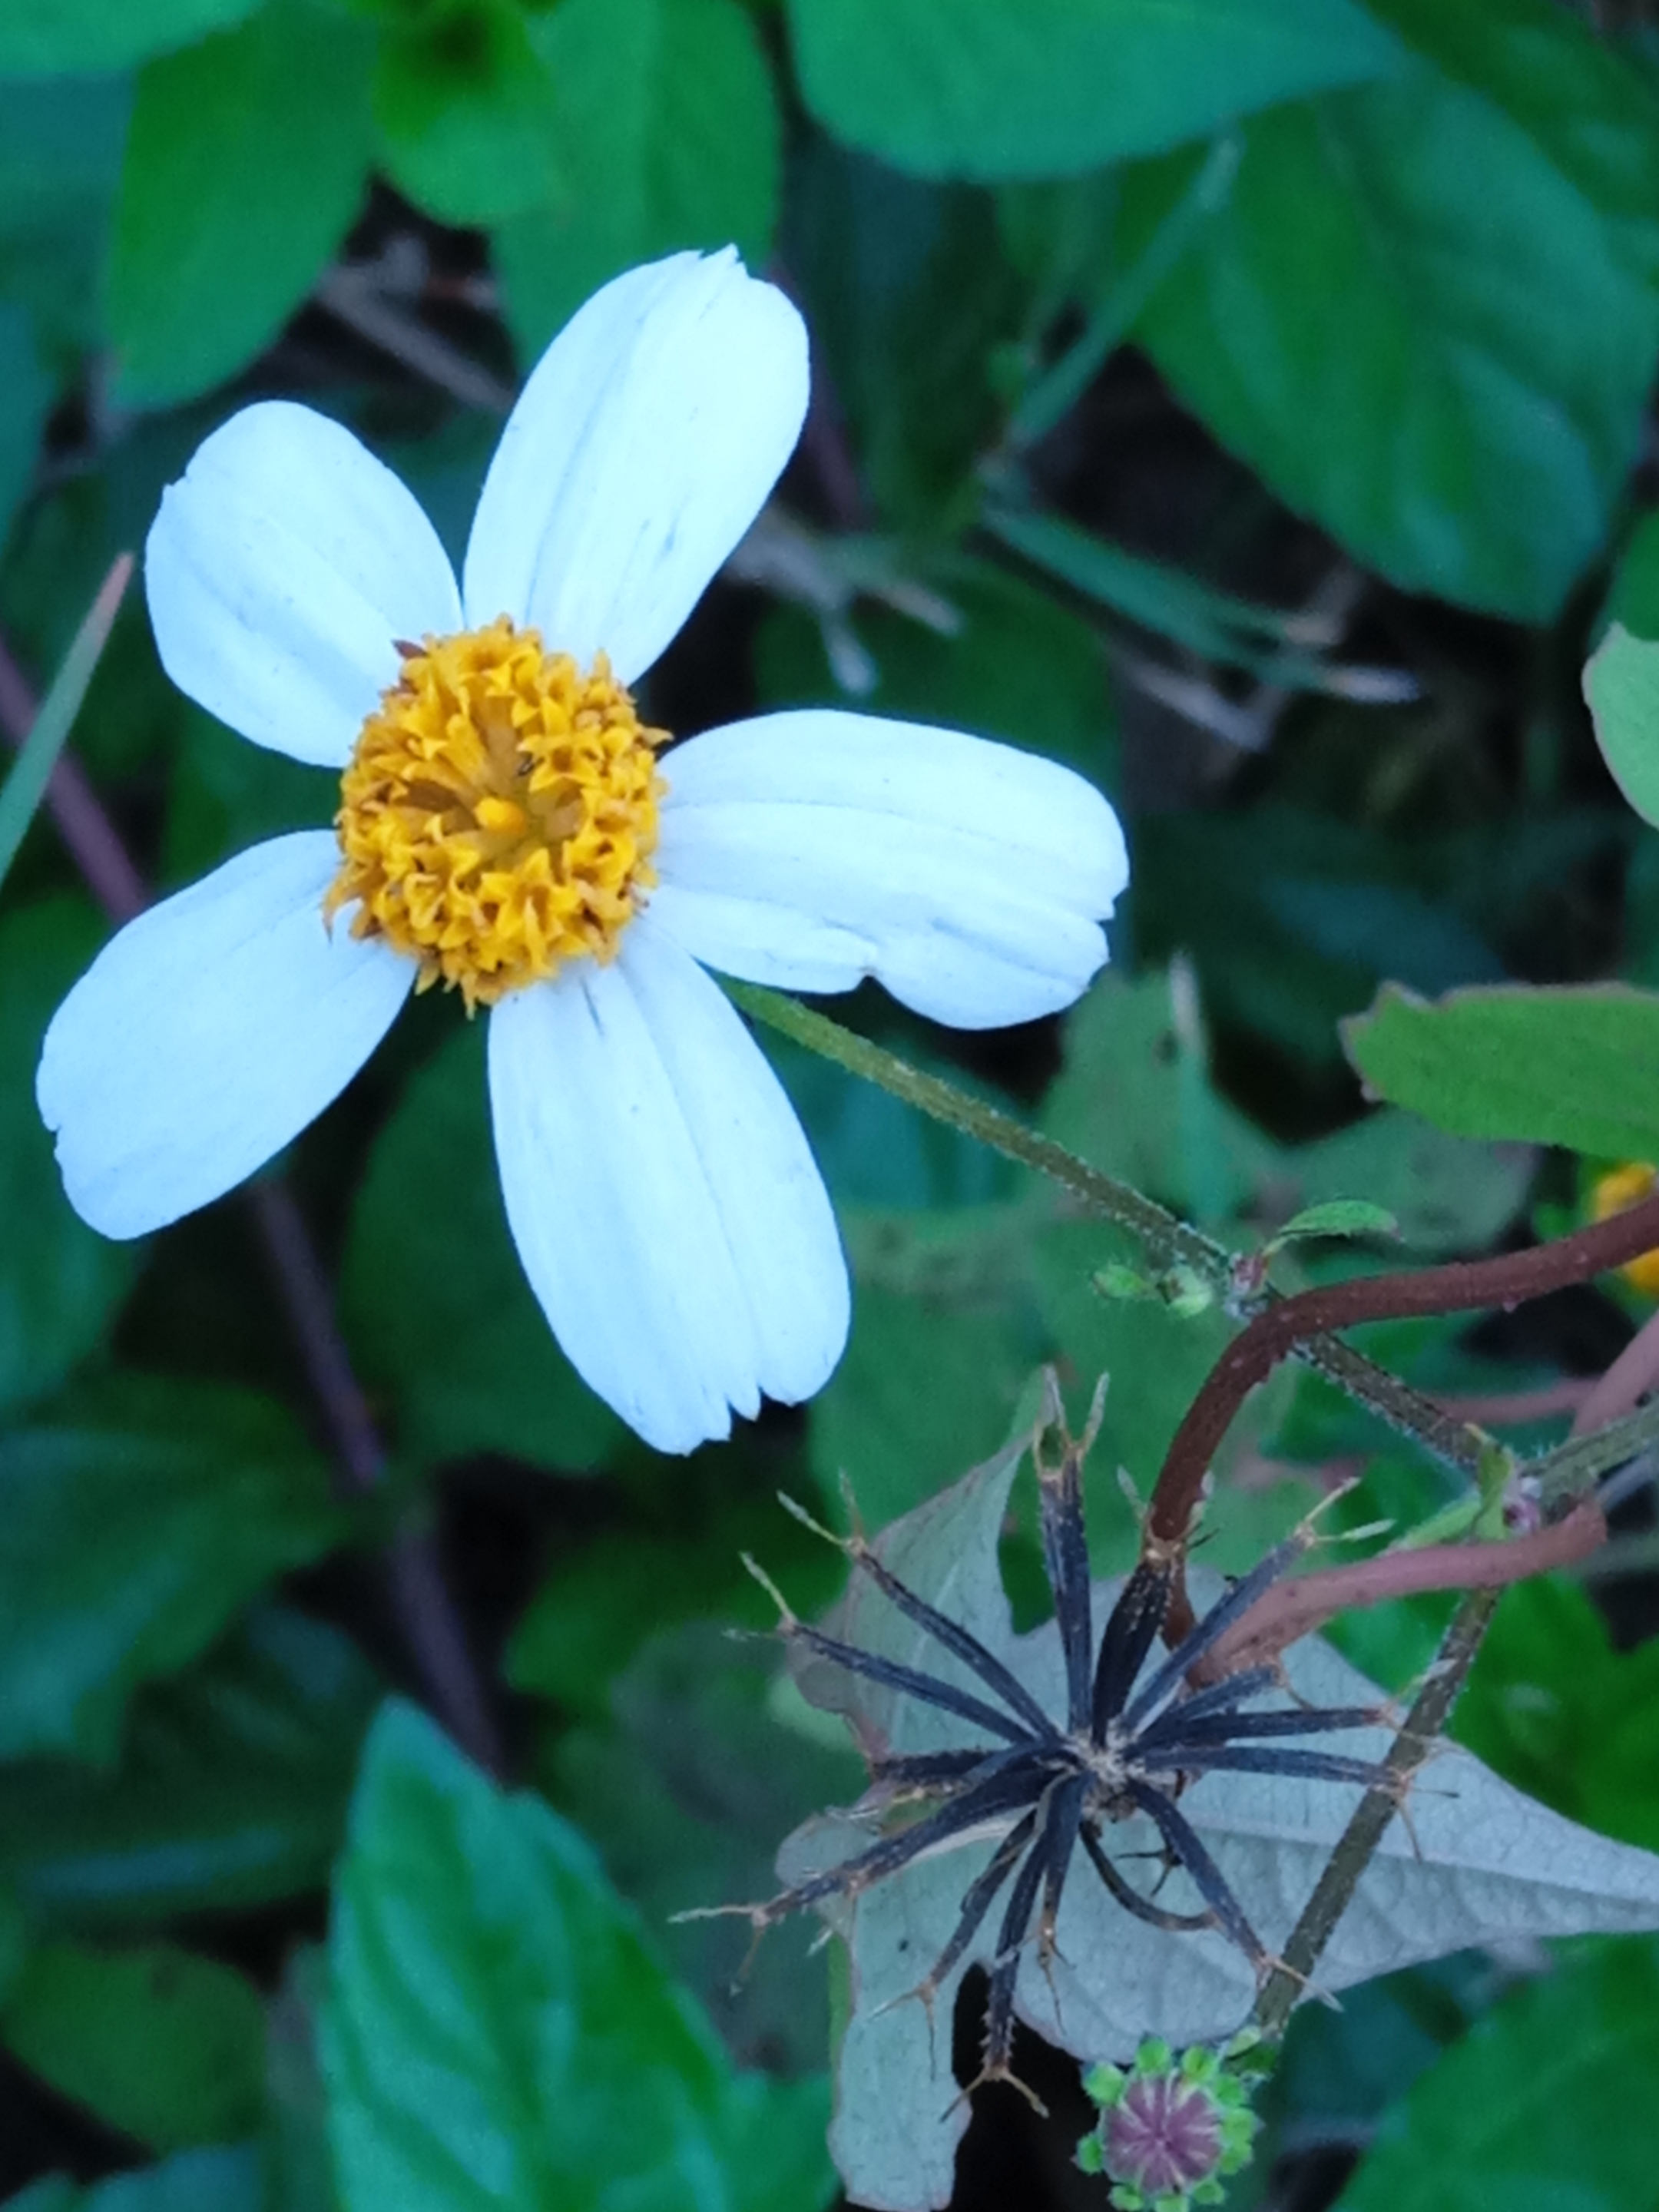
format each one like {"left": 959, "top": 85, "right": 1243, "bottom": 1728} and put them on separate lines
{"left": 316, "top": 263, "right": 515, "bottom": 416}
{"left": 731, "top": 982, "right": 1482, "bottom": 1482}
{"left": 1147, "top": 1188, "right": 1659, "bottom": 1558}
{"left": 1203, "top": 1500, "right": 1605, "bottom": 1679}
{"left": 1568, "top": 1302, "right": 1659, "bottom": 1437}
{"left": 1253, "top": 1588, "right": 1499, "bottom": 2042}
{"left": 0, "top": 625, "right": 504, "bottom": 1776}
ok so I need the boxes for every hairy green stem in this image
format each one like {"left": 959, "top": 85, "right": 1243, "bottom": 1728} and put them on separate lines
{"left": 733, "top": 982, "right": 1477, "bottom": 1475}
{"left": 1253, "top": 1587, "right": 1499, "bottom": 2042}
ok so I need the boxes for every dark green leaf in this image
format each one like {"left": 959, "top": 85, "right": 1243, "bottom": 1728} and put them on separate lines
{"left": 1135, "top": 809, "right": 1505, "bottom": 1069}
{"left": 1040, "top": 969, "right": 1276, "bottom": 1227}
{"left": 1122, "top": 70, "right": 1659, "bottom": 618}
{"left": 0, "top": 76, "right": 128, "bottom": 361}
{"left": 340, "top": 1025, "right": 623, "bottom": 1474}
{"left": 1585, "top": 624, "right": 1659, "bottom": 829}
{"left": 764, "top": 1030, "right": 1018, "bottom": 1212}
{"left": 783, "top": 146, "right": 1021, "bottom": 528}
{"left": 324, "top": 1700, "right": 836, "bottom": 2212}
{"left": 506, "top": 1493, "right": 842, "bottom": 1717}
{"left": 0, "top": 1373, "right": 348, "bottom": 1763}
{"left": 1455, "top": 1577, "right": 1659, "bottom": 1854}
{"left": 786, "top": 0, "right": 1401, "bottom": 180}
{"left": 496, "top": 0, "right": 779, "bottom": 356}
{"left": 0, "top": 0, "right": 257, "bottom": 75}
{"left": 1336, "top": 1941, "right": 1659, "bottom": 2212}
{"left": 983, "top": 503, "right": 1360, "bottom": 684}
{"left": 1283, "top": 1108, "right": 1530, "bottom": 1255}
{"left": 0, "top": 899, "right": 137, "bottom": 1422}
{"left": 546, "top": 1623, "right": 863, "bottom": 2075}
{"left": 161, "top": 706, "right": 329, "bottom": 889}
{"left": 0, "top": 305, "right": 48, "bottom": 554}
{"left": 753, "top": 559, "right": 1116, "bottom": 785}
{"left": 2, "top": 2153, "right": 263, "bottom": 2212}
{"left": 1, "top": 1940, "right": 266, "bottom": 2152}
{"left": 1345, "top": 981, "right": 1659, "bottom": 1158}
{"left": 374, "top": 2, "right": 560, "bottom": 227}
{"left": 810, "top": 1265, "right": 1041, "bottom": 1529}
{"left": 1604, "top": 513, "right": 1659, "bottom": 645}
{"left": 0, "top": 1608, "right": 379, "bottom": 1929}
{"left": 1359, "top": 0, "right": 1659, "bottom": 283}
{"left": 110, "top": 1, "right": 376, "bottom": 406}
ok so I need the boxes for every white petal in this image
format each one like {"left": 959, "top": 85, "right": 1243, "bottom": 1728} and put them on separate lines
{"left": 486, "top": 919, "right": 848, "bottom": 1454}
{"left": 462, "top": 250, "right": 807, "bottom": 684}
{"left": 653, "top": 710, "right": 1130, "bottom": 1028}
{"left": 38, "top": 833, "right": 412, "bottom": 1238}
{"left": 147, "top": 402, "right": 462, "bottom": 768}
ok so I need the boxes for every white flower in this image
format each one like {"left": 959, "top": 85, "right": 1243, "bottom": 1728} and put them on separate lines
{"left": 37, "top": 249, "right": 1128, "bottom": 1455}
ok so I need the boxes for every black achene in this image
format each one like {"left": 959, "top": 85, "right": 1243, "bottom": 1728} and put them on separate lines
{"left": 694, "top": 1426, "right": 1396, "bottom": 2106}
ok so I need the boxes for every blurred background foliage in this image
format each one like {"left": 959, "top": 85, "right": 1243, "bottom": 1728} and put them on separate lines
{"left": 7, "top": 0, "right": 1659, "bottom": 2207}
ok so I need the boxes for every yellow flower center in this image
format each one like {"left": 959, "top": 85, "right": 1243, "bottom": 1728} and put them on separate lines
{"left": 327, "top": 618, "right": 668, "bottom": 1009}
{"left": 1590, "top": 1161, "right": 1659, "bottom": 1297}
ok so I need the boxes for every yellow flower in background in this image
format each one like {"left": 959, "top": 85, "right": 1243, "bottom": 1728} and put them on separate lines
{"left": 1591, "top": 1162, "right": 1659, "bottom": 1296}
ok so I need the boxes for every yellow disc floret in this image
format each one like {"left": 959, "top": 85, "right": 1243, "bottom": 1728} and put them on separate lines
{"left": 327, "top": 619, "right": 667, "bottom": 1008}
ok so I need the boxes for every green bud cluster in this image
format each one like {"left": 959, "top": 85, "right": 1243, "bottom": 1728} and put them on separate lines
{"left": 1075, "top": 2034, "right": 1261, "bottom": 2211}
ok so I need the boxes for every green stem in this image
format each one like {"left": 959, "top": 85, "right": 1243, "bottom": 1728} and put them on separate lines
{"left": 1253, "top": 1586, "right": 1498, "bottom": 2042}
{"left": 730, "top": 980, "right": 1224, "bottom": 1272}
{"left": 734, "top": 982, "right": 1479, "bottom": 1478}
{"left": 0, "top": 555, "right": 131, "bottom": 894}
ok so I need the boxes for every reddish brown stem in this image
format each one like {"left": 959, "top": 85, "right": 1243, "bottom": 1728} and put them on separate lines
{"left": 1201, "top": 1497, "right": 1607, "bottom": 1681}
{"left": 1149, "top": 1188, "right": 1659, "bottom": 1561}
{"left": 1, "top": 618, "right": 503, "bottom": 1776}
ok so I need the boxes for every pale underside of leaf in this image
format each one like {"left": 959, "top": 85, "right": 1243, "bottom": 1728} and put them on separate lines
{"left": 778, "top": 1439, "right": 1659, "bottom": 2211}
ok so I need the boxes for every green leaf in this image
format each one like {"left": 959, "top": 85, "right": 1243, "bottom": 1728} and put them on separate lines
{"left": 506, "top": 1493, "right": 842, "bottom": 1717}
{"left": 0, "top": 1373, "right": 348, "bottom": 1763}
{"left": 753, "top": 558, "right": 1116, "bottom": 783}
{"left": 0, "top": 899, "right": 137, "bottom": 1422}
{"left": 1121, "top": 69, "right": 1659, "bottom": 618}
{"left": 1040, "top": 969, "right": 1277, "bottom": 1227}
{"left": 546, "top": 1622, "right": 863, "bottom": 2076}
{"left": 982, "top": 502, "right": 1379, "bottom": 687}
{"left": 0, "top": 0, "right": 256, "bottom": 74}
{"left": 0, "top": 76, "right": 128, "bottom": 362}
{"left": 0, "top": 304, "right": 49, "bottom": 553}
{"left": 1283, "top": 1108, "right": 1531, "bottom": 1256}
{"left": 1604, "top": 514, "right": 1659, "bottom": 645}
{"left": 810, "top": 1266, "right": 1041, "bottom": 1530}
{"left": 0, "top": 1608, "right": 379, "bottom": 1929}
{"left": 341, "top": 1026, "right": 623, "bottom": 1473}
{"left": 324, "top": 1700, "right": 836, "bottom": 2212}
{"left": 1135, "top": 808, "right": 1505, "bottom": 1069}
{"left": 1585, "top": 624, "right": 1659, "bottom": 829}
{"left": 373, "top": 1, "right": 561, "bottom": 227}
{"left": 3, "top": 2152, "right": 264, "bottom": 2212}
{"left": 1455, "top": 1577, "right": 1659, "bottom": 1855}
{"left": 0, "top": 556, "right": 132, "bottom": 894}
{"left": 1359, "top": 0, "right": 1659, "bottom": 284}
{"left": 1271, "top": 1198, "right": 1401, "bottom": 1244}
{"left": 495, "top": 0, "right": 779, "bottom": 356}
{"left": 1336, "top": 1941, "right": 1659, "bottom": 2212}
{"left": 1, "top": 1941, "right": 266, "bottom": 2153}
{"left": 786, "top": 0, "right": 1402, "bottom": 180}
{"left": 785, "top": 147, "right": 1021, "bottom": 529}
{"left": 111, "top": 0, "right": 376, "bottom": 406}
{"left": 1345, "top": 981, "right": 1659, "bottom": 1159}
